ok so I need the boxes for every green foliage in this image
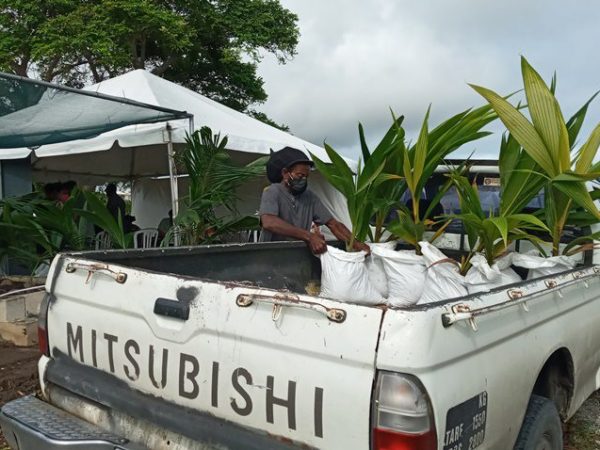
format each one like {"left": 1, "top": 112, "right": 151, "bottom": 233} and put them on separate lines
{"left": 171, "top": 126, "right": 265, "bottom": 246}
{"left": 75, "top": 191, "right": 132, "bottom": 249}
{"left": 0, "top": 0, "right": 299, "bottom": 114}
{"left": 384, "top": 104, "right": 497, "bottom": 253}
{"left": 310, "top": 141, "right": 399, "bottom": 251}
{"left": 447, "top": 172, "right": 548, "bottom": 273}
{"left": 0, "top": 189, "right": 136, "bottom": 273}
{"left": 497, "top": 133, "right": 546, "bottom": 216}
{"left": 357, "top": 115, "right": 406, "bottom": 242}
{"left": 311, "top": 103, "right": 494, "bottom": 252}
{"left": 0, "top": 194, "right": 56, "bottom": 272}
{"left": 472, "top": 57, "right": 600, "bottom": 255}
{"left": 0, "top": 191, "right": 91, "bottom": 271}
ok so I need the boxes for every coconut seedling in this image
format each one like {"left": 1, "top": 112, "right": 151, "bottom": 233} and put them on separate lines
{"left": 471, "top": 56, "right": 600, "bottom": 256}
{"left": 310, "top": 138, "right": 400, "bottom": 251}
{"left": 385, "top": 104, "right": 497, "bottom": 254}
{"left": 447, "top": 171, "right": 549, "bottom": 275}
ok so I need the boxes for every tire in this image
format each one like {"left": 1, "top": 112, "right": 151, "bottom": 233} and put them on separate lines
{"left": 514, "top": 395, "right": 563, "bottom": 450}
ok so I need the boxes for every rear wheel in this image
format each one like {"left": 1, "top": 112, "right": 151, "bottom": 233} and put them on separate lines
{"left": 514, "top": 395, "right": 563, "bottom": 450}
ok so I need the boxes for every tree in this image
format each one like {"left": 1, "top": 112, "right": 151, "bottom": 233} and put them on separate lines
{"left": 0, "top": 0, "right": 299, "bottom": 114}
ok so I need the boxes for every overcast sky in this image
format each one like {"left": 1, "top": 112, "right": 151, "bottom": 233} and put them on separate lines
{"left": 256, "top": 1, "right": 600, "bottom": 160}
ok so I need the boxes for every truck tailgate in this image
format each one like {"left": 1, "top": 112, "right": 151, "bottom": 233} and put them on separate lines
{"left": 45, "top": 256, "right": 384, "bottom": 449}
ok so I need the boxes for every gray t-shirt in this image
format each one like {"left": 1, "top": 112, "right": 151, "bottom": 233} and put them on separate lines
{"left": 259, "top": 183, "right": 334, "bottom": 242}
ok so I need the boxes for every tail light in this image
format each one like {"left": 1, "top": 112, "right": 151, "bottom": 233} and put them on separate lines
{"left": 372, "top": 371, "right": 437, "bottom": 450}
{"left": 37, "top": 293, "right": 50, "bottom": 356}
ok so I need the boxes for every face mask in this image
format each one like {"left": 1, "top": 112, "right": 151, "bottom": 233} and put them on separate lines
{"left": 288, "top": 175, "right": 308, "bottom": 195}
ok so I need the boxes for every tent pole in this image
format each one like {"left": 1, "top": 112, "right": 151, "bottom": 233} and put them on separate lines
{"left": 188, "top": 116, "right": 194, "bottom": 136}
{"left": 166, "top": 124, "right": 179, "bottom": 218}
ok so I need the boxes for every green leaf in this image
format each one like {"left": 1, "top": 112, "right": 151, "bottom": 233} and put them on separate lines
{"left": 552, "top": 181, "right": 600, "bottom": 219}
{"left": 357, "top": 161, "right": 386, "bottom": 193}
{"left": 499, "top": 133, "right": 520, "bottom": 188}
{"left": 521, "top": 56, "right": 570, "bottom": 172}
{"left": 401, "top": 144, "right": 414, "bottom": 193}
{"left": 373, "top": 113, "right": 405, "bottom": 158}
{"left": 323, "top": 143, "right": 355, "bottom": 183}
{"left": 566, "top": 91, "right": 599, "bottom": 148}
{"left": 553, "top": 171, "right": 600, "bottom": 182}
{"left": 450, "top": 173, "right": 485, "bottom": 219}
{"left": 487, "top": 216, "right": 509, "bottom": 246}
{"left": 471, "top": 83, "right": 556, "bottom": 176}
{"left": 575, "top": 122, "right": 600, "bottom": 173}
{"left": 310, "top": 152, "right": 354, "bottom": 197}
{"left": 413, "top": 105, "right": 430, "bottom": 184}
{"left": 498, "top": 135, "right": 547, "bottom": 216}
{"left": 510, "top": 214, "right": 549, "bottom": 231}
{"left": 564, "top": 209, "right": 600, "bottom": 227}
{"left": 387, "top": 210, "right": 420, "bottom": 247}
{"left": 358, "top": 122, "right": 371, "bottom": 163}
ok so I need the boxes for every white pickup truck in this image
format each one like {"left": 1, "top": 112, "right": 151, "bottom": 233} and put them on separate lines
{"left": 1, "top": 239, "right": 599, "bottom": 450}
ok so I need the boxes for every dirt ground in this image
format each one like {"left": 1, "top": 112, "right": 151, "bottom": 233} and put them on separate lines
{"left": 565, "top": 390, "right": 600, "bottom": 450}
{"left": 0, "top": 340, "right": 597, "bottom": 449}
{"left": 0, "top": 342, "right": 39, "bottom": 404}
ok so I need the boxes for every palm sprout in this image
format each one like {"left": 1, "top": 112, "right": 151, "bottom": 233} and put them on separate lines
{"left": 170, "top": 126, "right": 266, "bottom": 245}
{"left": 472, "top": 56, "right": 600, "bottom": 256}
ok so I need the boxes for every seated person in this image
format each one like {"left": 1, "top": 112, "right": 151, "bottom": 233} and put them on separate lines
{"left": 158, "top": 210, "right": 173, "bottom": 240}
{"left": 124, "top": 215, "right": 140, "bottom": 234}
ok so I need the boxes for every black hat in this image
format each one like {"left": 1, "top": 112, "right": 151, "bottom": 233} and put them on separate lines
{"left": 266, "top": 147, "right": 314, "bottom": 183}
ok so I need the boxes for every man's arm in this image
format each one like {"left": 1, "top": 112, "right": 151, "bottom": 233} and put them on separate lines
{"left": 325, "top": 218, "right": 371, "bottom": 253}
{"left": 261, "top": 214, "right": 327, "bottom": 254}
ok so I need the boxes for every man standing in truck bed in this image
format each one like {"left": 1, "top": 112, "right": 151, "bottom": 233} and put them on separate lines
{"left": 259, "top": 146, "right": 369, "bottom": 255}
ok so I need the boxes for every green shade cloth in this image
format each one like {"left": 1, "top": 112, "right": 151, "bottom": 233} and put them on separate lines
{"left": 0, "top": 72, "right": 191, "bottom": 149}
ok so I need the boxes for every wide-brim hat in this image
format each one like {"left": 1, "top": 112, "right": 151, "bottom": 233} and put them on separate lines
{"left": 266, "top": 146, "right": 314, "bottom": 183}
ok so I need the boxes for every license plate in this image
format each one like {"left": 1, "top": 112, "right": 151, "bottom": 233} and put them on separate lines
{"left": 443, "top": 391, "right": 487, "bottom": 450}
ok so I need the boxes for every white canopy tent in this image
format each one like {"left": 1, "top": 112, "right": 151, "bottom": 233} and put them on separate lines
{"left": 7, "top": 70, "right": 352, "bottom": 230}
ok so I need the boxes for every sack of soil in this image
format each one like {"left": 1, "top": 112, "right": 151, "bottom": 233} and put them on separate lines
{"left": 366, "top": 241, "right": 397, "bottom": 298}
{"left": 512, "top": 252, "right": 578, "bottom": 279}
{"left": 465, "top": 253, "right": 522, "bottom": 294}
{"left": 372, "top": 245, "right": 426, "bottom": 307}
{"left": 418, "top": 241, "right": 468, "bottom": 304}
{"left": 319, "top": 246, "right": 384, "bottom": 305}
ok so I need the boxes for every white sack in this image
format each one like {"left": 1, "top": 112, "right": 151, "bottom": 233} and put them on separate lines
{"left": 465, "top": 253, "right": 521, "bottom": 294}
{"left": 372, "top": 245, "right": 426, "bottom": 307}
{"left": 366, "top": 241, "right": 397, "bottom": 298}
{"left": 512, "top": 252, "right": 578, "bottom": 279}
{"left": 319, "top": 246, "right": 384, "bottom": 305}
{"left": 418, "top": 241, "right": 468, "bottom": 304}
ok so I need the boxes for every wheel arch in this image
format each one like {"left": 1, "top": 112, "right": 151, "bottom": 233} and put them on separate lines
{"left": 530, "top": 347, "right": 574, "bottom": 420}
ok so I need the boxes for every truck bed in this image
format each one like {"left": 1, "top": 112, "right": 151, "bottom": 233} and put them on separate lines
{"left": 74, "top": 241, "right": 324, "bottom": 294}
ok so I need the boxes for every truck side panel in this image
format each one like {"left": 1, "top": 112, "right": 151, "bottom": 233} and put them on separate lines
{"left": 376, "top": 268, "right": 600, "bottom": 450}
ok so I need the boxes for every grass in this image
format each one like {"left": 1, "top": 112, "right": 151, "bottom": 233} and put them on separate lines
{"left": 564, "top": 390, "right": 600, "bottom": 450}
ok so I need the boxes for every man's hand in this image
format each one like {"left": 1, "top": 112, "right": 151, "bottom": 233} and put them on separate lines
{"left": 308, "top": 232, "right": 327, "bottom": 254}
{"left": 326, "top": 219, "right": 370, "bottom": 254}
{"left": 261, "top": 214, "right": 328, "bottom": 254}
{"left": 353, "top": 240, "right": 371, "bottom": 255}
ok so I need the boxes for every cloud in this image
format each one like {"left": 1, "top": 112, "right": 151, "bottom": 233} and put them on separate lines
{"left": 257, "top": 1, "right": 600, "bottom": 160}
